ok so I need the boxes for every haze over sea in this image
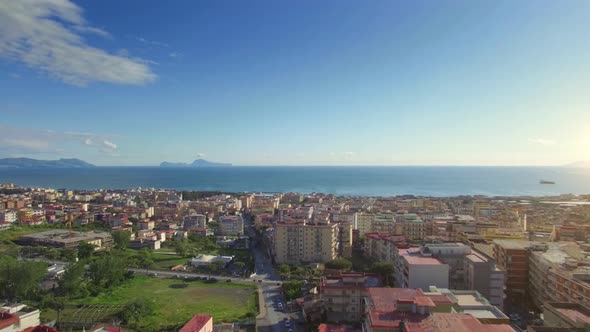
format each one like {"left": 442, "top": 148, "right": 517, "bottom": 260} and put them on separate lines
{"left": 1, "top": 166, "right": 590, "bottom": 197}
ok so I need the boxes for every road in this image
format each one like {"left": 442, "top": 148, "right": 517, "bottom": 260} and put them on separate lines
{"left": 252, "top": 245, "right": 303, "bottom": 332}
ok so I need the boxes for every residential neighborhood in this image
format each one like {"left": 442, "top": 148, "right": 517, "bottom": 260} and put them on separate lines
{"left": 2, "top": 184, "right": 590, "bottom": 331}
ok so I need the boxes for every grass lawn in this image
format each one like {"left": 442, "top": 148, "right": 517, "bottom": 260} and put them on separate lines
{"left": 152, "top": 252, "right": 189, "bottom": 269}
{"left": 0, "top": 225, "right": 58, "bottom": 243}
{"left": 72, "top": 276, "right": 257, "bottom": 327}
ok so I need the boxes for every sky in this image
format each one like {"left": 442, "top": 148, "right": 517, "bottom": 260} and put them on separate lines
{"left": 1, "top": 0, "right": 590, "bottom": 166}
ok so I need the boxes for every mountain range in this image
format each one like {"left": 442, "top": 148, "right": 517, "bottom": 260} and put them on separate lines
{"left": 0, "top": 158, "right": 96, "bottom": 168}
{"left": 159, "top": 159, "right": 232, "bottom": 167}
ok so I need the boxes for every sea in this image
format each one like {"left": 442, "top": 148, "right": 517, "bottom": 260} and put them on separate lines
{"left": 1, "top": 166, "right": 590, "bottom": 197}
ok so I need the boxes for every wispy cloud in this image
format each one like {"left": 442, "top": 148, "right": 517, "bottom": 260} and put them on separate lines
{"left": 0, "top": 0, "right": 156, "bottom": 86}
{"left": 528, "top": 138, "right": 557, "bottom": 146}
{"left": 103, "top": 140, "right": 117, "bottom": 150}
{"left": 136, "top": 37, "right": 168, "bottom": 48}
{"left": 0, "top": 124, "right": 119, "bottom": 156}
{"left": 196, "top": 153, "right": 206, "bottom": 158}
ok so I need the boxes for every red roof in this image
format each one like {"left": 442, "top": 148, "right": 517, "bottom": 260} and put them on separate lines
{"left": 179, "top": 314, "right": 212, "bottom": 332}
{"left": 318, "top": 324, "right": 358, "bottom": 332}
{"left": 408, "top": 313, "right": 516, "bottom": 332}
{"left": 367, "top": 288, "right": 424, "bottom": 311}
{"left": 0, "top": 312, "right": 19, "bottom": 330}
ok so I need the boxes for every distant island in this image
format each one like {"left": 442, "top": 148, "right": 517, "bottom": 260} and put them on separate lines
{"left": 160, "top": 159, "right": 232, "bottom": 168}
{"left": 0, "top": 158, "right": 95, "bottom": 168}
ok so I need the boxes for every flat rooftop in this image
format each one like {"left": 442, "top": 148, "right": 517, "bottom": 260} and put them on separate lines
{"left": 462, "top": 308, "right": 502, "bottom": 319}
{"left": 399, "top": 248, "right": 444, "bottom": 265}
{"left": 455, "top": 294, "right": 488, "bottom": 307}
{"left": 556, "top": 308, "right": 590, "bottom": 325}
{"left": 493, "top": 239, "right": 533, "bottom": 250}
{"left": 323, "top": 274, "right": 382, "bottom": 288}
{"left": 20, "top": 230, "right": 110, "bottom": 244}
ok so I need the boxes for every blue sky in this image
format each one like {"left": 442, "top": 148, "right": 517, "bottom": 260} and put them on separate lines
{"left": 1, "top": 0, "right": 589, "bottom": 166}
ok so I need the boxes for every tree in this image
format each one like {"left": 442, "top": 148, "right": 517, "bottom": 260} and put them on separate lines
{"left": 57, "top": 261, "right": 86, "bottom": 298}
{"left": 282, "top": 280, "right": 304, "bottom": 301}
{"left": 88, "top": 253, "right": 128, "bottom": 292}
{"left": 278, "top": 264, "right": 291, "bottom": 278}
{"left": 77, "top": 241, "right": 96, "bottom": 260}
{"left": 137, "top": 249, "right": 154, "bottom": 271}
{"left": 113, "top": 231, "right": 131, "bottom": 250}
{"left": 370, "top": 262, "right": 394, "bottom": 286}
{"left": 0, "top": 256, "right": 46, "bottom": 302}
{"left": 60, "top": 248, "right": 77, "bottom": 262}
{"left": 325, "top": 258, "right": 353, "bottom": 271}
{"left": 120, "top": 298, "right": 155, "bottom": 328}
{"left": 175, "top": 239, "right": 191, "bottom": 257}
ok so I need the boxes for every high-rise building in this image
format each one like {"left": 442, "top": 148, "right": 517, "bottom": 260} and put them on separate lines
{"left": 273, "top": 219, "right": 338, "bottom": 264}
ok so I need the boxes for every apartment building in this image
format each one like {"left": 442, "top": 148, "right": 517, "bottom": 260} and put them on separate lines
{"left": 550, "top": 224, "right": 590, "bottom": 242}
{"left": 319, "top": 273, "right": 382, "bottom": 322}
{"left": 337, "top": 222, "right": 353, "bottom": 258}
{"left": 394, "top": 213, "right": 430, "bottom": 241}
{"left": 371, "top": 214, "right": 396, "bottom": 234}
{"left": 218, "top": 215, "right": 244, "bottom": 236}
{"left": 493, "top": 240, "right": 532, "bottom": 298}
{"left": 0, "top": 211, "right": 16, "bottom": 223}
{"left": 355, "top": 213, "right": 375, "bottom": 237}
{"left": 364, "top": 233, "right": 408, "bottom": 263}
{"left": 464, "top": 250, "right": 505, "bottom": 309}
{"left": 137, "top": 220, "right": 155, "bottom": 231}
{"left": 273, "top": 219, "right": 339, "bottom": 264}
{"left": 538, "top": 302, "right": 590, "bottom": 331}
{"left": 356, "top": 213, "right": 395, "bottom": 237}
{"left": 183, "top": 213, "right": 207, "bottom": 230}
{"left": 394, "top": 247, "right": 450, "bottom": 290}
{"left": 362, "top": 287, "right": 515, "bottom": 332}
{"left": 332, "top": 212, "right": 357, "bottom": 229}
{"left": 421, "top": 243, "right": 472, "bottom": 289}
{"left": 529, "top": 242, "right": 590, "bottom": 309}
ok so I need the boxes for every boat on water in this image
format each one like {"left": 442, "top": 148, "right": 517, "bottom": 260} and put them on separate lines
{"left": 540, "top": 180, "right": 555, "bottom": 184}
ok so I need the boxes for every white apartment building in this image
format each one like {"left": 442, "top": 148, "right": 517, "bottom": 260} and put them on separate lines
{"left": 0, "top": 211, "right": 17, "bottom": 223}
{"left": 394, "top": 247, "right": 450, "bottom": 290}
{"left": 218, "top": 215, "right": 244, "bottom": 236}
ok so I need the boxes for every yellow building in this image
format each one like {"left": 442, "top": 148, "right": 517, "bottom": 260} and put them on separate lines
{"left": 273, "top": 219, "right": 339, "bottom": 264}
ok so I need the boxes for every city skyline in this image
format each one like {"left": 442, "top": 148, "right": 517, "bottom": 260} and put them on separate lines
{"left": 1, "top": 0, "right": 590, "bottom": 166}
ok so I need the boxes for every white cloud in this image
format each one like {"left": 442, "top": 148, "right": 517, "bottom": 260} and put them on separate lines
{"left": 0, "top": 0, "right": 156, "bottom": 86}
{"left": 103, "top": 140, "right": 117, "bottom": 150}
{"left": 196, "top": 153, "right": 206, "bottom": 158}
{"left": 0, "top": 124, "right": 118, "bottom": 155}
{"left": 528, "top": 138, "right": 556, "bottom": 146}
{"left": 344, "top": 151, "right": 355, "bottom": 156}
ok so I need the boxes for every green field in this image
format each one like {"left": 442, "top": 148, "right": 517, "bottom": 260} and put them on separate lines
{"left": 73, "top": 276, "right": 257, "bottom": 328}
{"left": 152, "top": 252, "right": 189, "bottom": 269}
